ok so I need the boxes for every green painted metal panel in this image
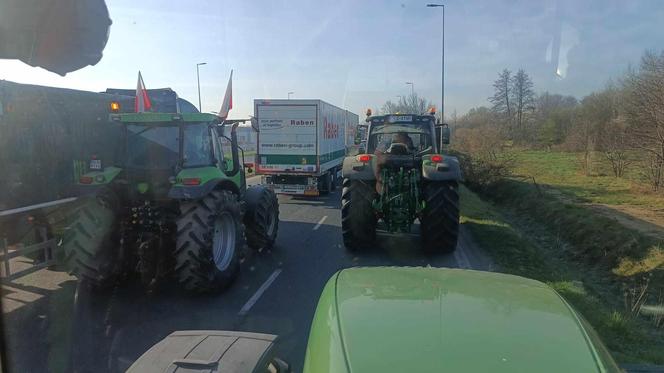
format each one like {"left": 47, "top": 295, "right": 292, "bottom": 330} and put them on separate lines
{"left": 304, "top": 267, "right": 621, "bottom": 373}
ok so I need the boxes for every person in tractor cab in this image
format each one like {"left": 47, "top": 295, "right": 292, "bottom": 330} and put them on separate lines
{"left": 375, "top": 131, "right": 415, "bottom": 155}
{"left": 373, "top": 131, "right": 415, "bottom": 192}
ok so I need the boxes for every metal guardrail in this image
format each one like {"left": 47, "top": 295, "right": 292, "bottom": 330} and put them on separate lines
{"left": 0, "top": 237, "right": 58, "bottom": 283}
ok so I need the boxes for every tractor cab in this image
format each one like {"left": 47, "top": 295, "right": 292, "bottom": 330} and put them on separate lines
{"left": 78, "top": 112, "right": 245, "bottom": 202}
{"left": 366, "top": 114, "right": 439, "bottom": 157}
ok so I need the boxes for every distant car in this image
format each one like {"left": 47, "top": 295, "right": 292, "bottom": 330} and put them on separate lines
{"left": 303, "top": 267, "right": 621, "bottom": 373}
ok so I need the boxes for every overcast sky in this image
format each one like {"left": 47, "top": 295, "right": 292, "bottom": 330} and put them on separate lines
{"left": 2, "top": 0, "right": 663, "bottom": 119}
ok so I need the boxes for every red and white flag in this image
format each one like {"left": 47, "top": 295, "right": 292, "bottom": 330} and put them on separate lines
{"left": 135, "top": 71, "right": 152, "bottom": 112}
{"left": 218, "top": 70, "right": 233, "bottom": 118}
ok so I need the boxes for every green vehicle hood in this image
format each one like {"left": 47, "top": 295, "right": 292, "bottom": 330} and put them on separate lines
{"left": 303, "top": 267, "right": 620, "bottom": 373}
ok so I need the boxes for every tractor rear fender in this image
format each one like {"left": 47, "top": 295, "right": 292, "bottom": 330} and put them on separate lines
{"left": 168, "top": 178, "right": 240, "bottom": 200}
{"left": 74, "top": 167, "right": 123, "bottom": 196}
{"left": 341, "top": 156, "right": 376, "bottom": 181}
{"left": 421, "top": 155, "right": 463, "bottom": 182}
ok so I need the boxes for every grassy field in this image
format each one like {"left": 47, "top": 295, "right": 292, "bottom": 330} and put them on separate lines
{"left": 460, "top": 185, "right": 664, "bottom": 363}
{"left": 463, "top": 149, "right": 664, "bottom": 363}
{"left": 512, "top": 150, "right": 664, "bottom": 208}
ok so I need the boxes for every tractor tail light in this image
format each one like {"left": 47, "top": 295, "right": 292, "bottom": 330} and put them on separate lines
{"left": 431, "top": 154, "right": 443, "bottom": 163}
{"left": 357, "top": 154, "right": 371, "bottom": 163}
{"left": 79, "top": 176, "right": 93, "bottom": 184}
{"left": 182, "top": 178, "right": 202, "bottom": 186}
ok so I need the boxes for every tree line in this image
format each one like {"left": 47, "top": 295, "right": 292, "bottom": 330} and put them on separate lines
{"left": 453, "top": 49, "right": 664, "bottom": 190}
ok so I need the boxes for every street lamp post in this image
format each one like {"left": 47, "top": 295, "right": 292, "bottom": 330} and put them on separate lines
{"left": 405, "top": 82, "right": 414, "bottom": 96}
{"left": 426, "top": 3, "right": 445, "bottom": 151}
{"left": 288, "top": 92, "right": 294, "bottom": 100}
{"left": 196, "top": 62, "right": 207, "bottom": 112}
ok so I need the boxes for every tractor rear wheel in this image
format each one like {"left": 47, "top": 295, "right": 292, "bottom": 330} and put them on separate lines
{"left": 421, "top": 181, "right": 459, "bottom": 254}
{"left": 175, "top": 190, "right": 244, "bottom": 293}
{"left": 244, "top": 186, "right": 279, "bottom": 250}
{"left": 341, "top": 178, "right": 377, "bottom": 251}
{"left": 62, "top": 193, "right": 121, "bottom": 290}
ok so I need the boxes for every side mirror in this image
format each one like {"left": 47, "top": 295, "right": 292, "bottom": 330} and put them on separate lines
{"left": 436, "top": 123, "right": 451, "bottom": 146}
{"left": 441, "top": 124, "right": 451, "bottom": 145}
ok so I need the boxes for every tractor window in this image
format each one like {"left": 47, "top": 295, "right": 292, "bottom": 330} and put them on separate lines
{"left": 368, "top": 126, "right": 433, "bottom": 155}
{"left": 183, "top": 123, "right": 214, "bottom": 167}
{"left": 126, "top": 124, "right": 179, "bottom": 169}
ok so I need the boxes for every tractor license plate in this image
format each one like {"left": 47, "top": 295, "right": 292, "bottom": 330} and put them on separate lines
{"left": 89, "top": 159, "right": 102, "bottom": 170}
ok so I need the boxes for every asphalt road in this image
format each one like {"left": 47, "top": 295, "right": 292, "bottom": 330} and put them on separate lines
{"left": 2, "top": 177, "right": 492, "bottom": 373}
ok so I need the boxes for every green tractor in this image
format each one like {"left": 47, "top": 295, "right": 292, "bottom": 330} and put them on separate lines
{"left": 341, "top": 113, "right": 461, "bottom": 253}
{"left": 62, "top": 112, "right": 279, "bottom": 293}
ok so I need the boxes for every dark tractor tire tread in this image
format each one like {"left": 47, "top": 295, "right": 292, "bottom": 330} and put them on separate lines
{"left": 244, "top": 186, "right": 279, "bottom": 250}
{"left": 341, "top": 178, "right": 377, "bottom": 251}
{"left": 175, "top": 190, "right": 244, "bottom": 294}
{"left": 421, "top": 181, "right": 460, "bottom": 254}
{"left": 61, "top": 200, "right": 121, "bottom": 290}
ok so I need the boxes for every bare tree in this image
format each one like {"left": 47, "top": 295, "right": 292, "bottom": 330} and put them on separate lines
{"left": 511, "top": 69, "right": 536, "bottom": 134}
{"left": 488, "top": 69, "right": 513, "bottom": 129}
{"left": 623, "top": 50, "right": 664, "bottom": 190}
{"left": 598, "top": 117, "right": 631, "bottom": 177}
{"left": 573, "top": 90, "right": 614, "bottom": 175}
{"left": 381, "top": 93, "right": 434, "bottom": 115}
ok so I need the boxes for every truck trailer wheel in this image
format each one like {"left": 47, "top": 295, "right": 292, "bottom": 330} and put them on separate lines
{"left": 330, "top": 170, "right": 338, "bottom": 191}
{"left": 62, "top": 195, "right": 121, "bottom": 290}
{"left": 175, "top": 190, "right": 244, "bottom": 293}
{"left": 319, "top": 173, "right": 332, "bottom": 195}
{"left": 420, "top": 181, "right": 459, "bottom": 254}
{"left": 244, "top": 186, "right": 279, "bottom": 250}
{"left": 341, "top": 178, "right": 377, "bottom": 250}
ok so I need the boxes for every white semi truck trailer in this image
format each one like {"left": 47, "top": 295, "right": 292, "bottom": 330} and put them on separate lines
{"left": 254, "top": 99, "right": 358, "bottom": 196}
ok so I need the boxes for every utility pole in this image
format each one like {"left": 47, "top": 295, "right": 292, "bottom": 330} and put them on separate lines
{"left": 426, "top": 3, "right": 445, "bottom": 150}
{"left": 196, "top": 62, "right": 207, "bottom": 112}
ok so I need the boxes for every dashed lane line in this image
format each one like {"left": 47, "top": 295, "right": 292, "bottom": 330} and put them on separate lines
{"left": 313, "top": 216, "right": 328, "bottom": 230}
{"left": 238, "top": 269, "right": 282, "bottom": 316}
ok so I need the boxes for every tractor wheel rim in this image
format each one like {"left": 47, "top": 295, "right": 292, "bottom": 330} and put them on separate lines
{"left": 213, "top": 212, "right": 236, "bottom": 271}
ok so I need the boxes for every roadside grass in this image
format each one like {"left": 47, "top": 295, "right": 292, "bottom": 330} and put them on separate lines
{"left": 460, "top": 185, "right": 664, "bottom": 363}
{"left": 512, "top": 150, "right": 664, "bottom": 208}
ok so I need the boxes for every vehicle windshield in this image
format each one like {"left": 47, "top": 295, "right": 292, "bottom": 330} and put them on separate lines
{"left": 368, "top": 124, "right": 433, "bottom": 154}
{"left": 126, "top": 124, "right": 179, "bottom": 169}
{"left": 2, "top": 1, "right": 663, "bottom": 372}
{"left": 182, "top": 122, "right": 214, "bottom": 167}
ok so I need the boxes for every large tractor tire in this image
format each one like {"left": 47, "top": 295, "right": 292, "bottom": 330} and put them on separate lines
{"left": 244, "top": 186, "right": 279, "bottom": 250}
{"left": 62, "top": 194, "right": 121, "bottom": 290}
{"left": 341, "top": 178, "right": 377, "bottom": 250}
{"left": 175, "top": 190, "right": 244, "bottom": 293}
{"left": 420, "top": 181, "right": 460, "bottom": 254}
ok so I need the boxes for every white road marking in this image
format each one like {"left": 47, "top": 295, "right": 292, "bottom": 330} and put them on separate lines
{"left": 238, "top": 269, "right": 282, "bottom": 316}
{"left": 313, "top": 216, "right": 328, "bottom": 230}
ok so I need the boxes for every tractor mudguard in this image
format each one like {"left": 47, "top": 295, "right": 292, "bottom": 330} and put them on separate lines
{"left": 170, "top": 178, "right": 218, "bottom": 200}
{"left": 421, "top": 155, "right": 463, "bottom": 182}
{"left": 341, "top": 156, "right": 376, "bottom": 181}
{"left": 74, "top": 167, "right": 123, "bottom": 196}
{"left": 169, "top": 178, "right": 241, "bottom": 200}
